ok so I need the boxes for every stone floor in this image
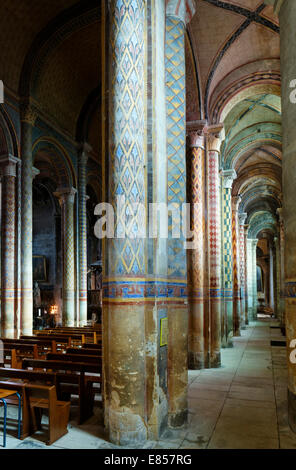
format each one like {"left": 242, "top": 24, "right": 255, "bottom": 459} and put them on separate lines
{"left": 1, "top": 318, "right": 296, "bottom": 449}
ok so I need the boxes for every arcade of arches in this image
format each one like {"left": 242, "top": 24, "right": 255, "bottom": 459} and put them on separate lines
{"left": 1, "top": 0, "right": 296, "bottom": 449}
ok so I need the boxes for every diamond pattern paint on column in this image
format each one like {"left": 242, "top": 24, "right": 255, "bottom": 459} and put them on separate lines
{"left": 208, "top": 151, "right": 221, "bottom": 295}
{"left": 232, "top": 196, "right": 241, "bottom": 334}
{"left": 165, "top": 16, "right": 186, "bottom": 278}
{"left": 108, "top": 0, "right": 146, "bottom": 276}
{"left": 0, "top": 156, "right": 20, "bottom": 338}
{"left": 78, "top": 146, "right": 89, "bottom": 326}
{"left": 223, "top": 188, "right": 233, "bottom": 295}
{"left": 188, "top": 145, "right": 204, "bottom": 299}
{"left": 1, "top": 175, "right": 16, "bottom": 337}
{"left": 54, "top": 188, "right": 77, "bottom": 327}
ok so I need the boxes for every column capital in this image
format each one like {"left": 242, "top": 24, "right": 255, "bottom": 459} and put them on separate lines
{"left": 186, "top": 120, "right": 207, "bottom": 148}
{"left": 221, "top": 169, "right": 237, "bottom": 189}
{"left": 0, "top": 154, "right": 21, "bottom": 177}
{"left": 277, "top": 207, "right": 283, "bottom": 222}
{"left": 166, "top": 0, "right": 196, "bottom": 24}
{"left": 232, "top": 195, "right": 241, "bottom": 212}
{"left": 54, "top": 187, "right": 77, "bottom": 205}
{"left": 239, "top": 212, "right": 248, "bottom": 226}
{"left": 32, "top": 167, "right": 40, "bottom": 180}
{"left": 205, "top": 124, "right": 225, "bottom": 153}
{"left": 78, "top": 142, "right": 92, "bottom": 165}
{"left": 264, "top": 0, "right": 285, "bottom": 15}
{"left": 20, "top": 103, "right": 38, "bottom": 125}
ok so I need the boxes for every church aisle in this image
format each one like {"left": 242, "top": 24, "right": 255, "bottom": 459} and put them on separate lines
{"left": 182, "top": 319, "right": 292, "bottom": 449}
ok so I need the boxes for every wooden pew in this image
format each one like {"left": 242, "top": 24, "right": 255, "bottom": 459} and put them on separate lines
{"left": 83, "top": 343, "right": 101, "bottom": 349}
{"left": 0, "top": 368, "right": 57, "bottom": 439}
{"left": 21, "top": 335, "right": 72, "bottom": 347}
{"left": 66, "top": 347, "right": 101, "bottom": 356}
{"left": 39, "top": 329, "right": 102, "bottom": 344}
{"left": 0, "top": 379, "right": 70, "bottom": 445}
{"left": 1, "top": 344, "right": 38, "bottom": 368}
{"left": 22, "top": 359, "right": 101, "bottom": 424}
{"left": 47, "top": 353, "right": 102, "bottom": 365}
{"left": 26, "top": 383, "right": 70, "bottom": 445}
{"left": 1, "top": 337, "right": 58, "bottom": 355}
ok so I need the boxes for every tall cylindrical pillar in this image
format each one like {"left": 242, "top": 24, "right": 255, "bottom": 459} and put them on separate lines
{"left": 247, "top": 238, "right": 254, "bottom": 318}
{"left": 243, "top": 224, "right": 249, "bottom": 325}
{"left": 187, "top": 122, "right": 206, "bottom": 369}
{"left": 165, "top": 0, "right": 193, "bottom": 424}
{"left": 277, "top": 207, "right": 285, "bottom": 327}
{"left": 273, "top": 0, "right": 296, "bottom": 430}
{"left": 239, "top": 213, "right": 248, "bottom": 327}
{"left": 103, "top": 0, "right": 148, "bottom": 445}
{"left": 20, "top": 106, "right": 36, "bottom": 335}
{"left": 221, "top": 169, "right": 236, "bottom": 346}
{"left": 252, "top": 239, "right": 258, "bottom": 320}
{"left": 54, "top": 188, "right": 77, "bottom": 327}
{"left": 205, "top": 126, "right": 224, "bottom": 367}
{"left": 232, "top": 196, "right": 242, "bottom": 335}
{"left": 0, "top": 155, "right": 20, "bottom": 338}
{"left": 78, "top": 143, "right": 91, "bottom": 326}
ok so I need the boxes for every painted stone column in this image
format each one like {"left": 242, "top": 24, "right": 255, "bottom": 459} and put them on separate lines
{"left": 205, "top": 126, "right": 224, "bottom": 367}
{"left": 103, "top": 0, "right": 148, "bottom": 445}
{"left": 165, "top": 0, "right": 196, "bottom": 425}
{"left": 78, "top": 143, "right": 91, "bottom": 326}
{"left": 269, "top": 241, "right": 275, "bottom": 311}
{"left": 271, "top": 0, "right": 296, "bottom": 432}
{"left": 251, "top": 239, "right": 258, "bottom": 320}
{"left": 0, "top": 155, "right": 20, "bottom": 338}
{"left": 274, "top": 236, "right": 280, "bottom": 319}
{"left": 20, "top": 106, "right": 38, "bottom": 336}
{"left": 187, "top": 121, "right": 206, "bottom": 370}
{"left": 277, "top": 207, "right": 285, "bottom": 327}
{"left": 232, "top": 196, "right": 242, "bottom": 334}
{"left": 239, "top": 213, "right": 248, "bottom": 326}
{"left": 247, "top": 238, "right": 254, "bottom": 318}
{"left": 54, "top": 188, "right": 77, "bottom": 327}
{"left": 221, "top": 169, "right": 236, "bottom": 346}
{"left": 243, "top": 221, "right": 249, "bottom": 325}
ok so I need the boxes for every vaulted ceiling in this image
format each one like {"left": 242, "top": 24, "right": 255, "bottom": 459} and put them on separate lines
{"left": 186, "top": 0, "right": 282, "bottom": 238}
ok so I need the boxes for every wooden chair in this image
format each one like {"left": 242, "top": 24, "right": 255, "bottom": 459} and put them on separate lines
{"left": 25, "top": 384, "right": 70, "bottom": 446}
{"left": 0, "top": 389, "right": 21, "bottom": 447}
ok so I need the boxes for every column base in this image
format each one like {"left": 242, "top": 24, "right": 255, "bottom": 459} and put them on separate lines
{"left": 0, "top": 327, "right": 16, "bottom": 339}
{"left": 188, "top": 351, "right": 204, "bottom": 370}
{"left": 107, "top": 407, "right": 148, "bottom": 446}
{"left": 168, "top": 409, "right": 188, "bottom": 428}
{"left": 210, "top": 352, "right": 221, "bottom": 368}
{"left": 204, "top": 352, "right": 210, "bottom": 369}
{"left": 21, "top": 328, "right": 33, "bottom": 337}
{"left": 288, "top": 389, "right": 296, "bottom": 433}
{"left": 233, "top": 329, "right": 241, "bottom": 337}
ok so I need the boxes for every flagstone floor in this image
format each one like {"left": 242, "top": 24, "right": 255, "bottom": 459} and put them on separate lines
{"left": 2, "top": 319, "right": 296, "bottom": 449}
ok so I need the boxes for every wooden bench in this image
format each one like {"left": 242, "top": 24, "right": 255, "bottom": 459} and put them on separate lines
{"left": 1, "top": 338, "right": 58, "bottom": 355}
{"left": 40, "top": 329, "right": 102, "bottom": 344}
{"left": 0, "top": 369, "right": 57, "bottom": 439}
{"left": 47, "top": 353, "right": 102, "bottom": 366}
{"left": 0, "top": 379, "right": 70, "bottom": 445}
{"left": 22, "top": 359, "right": 101, "bottom": 424}
{"left": 21, "top": 335, "right": 72, "bottom": 348}
{"left": 66, "top": 347, "right": 102, "bottom": 356}
{"left": 25, "top": 383, "right": 70, "bottom": 445}
{"left": 82, "top": 343, "right": 101, "bottom": 349}
{"left": 1, "top": 344, "right": 38, "bottom": 368}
